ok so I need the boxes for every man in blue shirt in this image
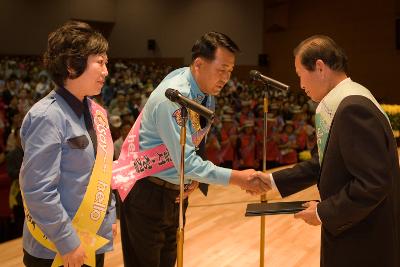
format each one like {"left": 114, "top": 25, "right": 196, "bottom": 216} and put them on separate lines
{"left": 119, "top": 31, "right": 269, "bottom": 267}
{"left": 20, "top": 21, "right": 116, "bottom": 267}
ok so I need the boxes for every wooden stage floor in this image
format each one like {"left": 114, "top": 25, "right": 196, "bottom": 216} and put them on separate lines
{"left": 0, "top": 183, "right": 320, "bottom": 267}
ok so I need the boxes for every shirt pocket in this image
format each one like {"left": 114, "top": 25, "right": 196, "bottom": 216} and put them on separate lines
{"left": 67, "top": 135, "right": 89, "bottom": 149}
{"left": 61, "top": 134, "right": 94, "bottom": 173}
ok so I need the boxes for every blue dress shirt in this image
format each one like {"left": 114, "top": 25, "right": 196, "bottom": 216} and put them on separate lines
{"left": 139, "top": 67, "right": 231, "bottom": 185}
{"left": 20, "top": 88, "right": 116, "bottom": 259}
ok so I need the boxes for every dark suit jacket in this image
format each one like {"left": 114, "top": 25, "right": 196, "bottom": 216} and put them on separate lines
{"left": 273, "top": 96, "right": 400, "bottom": 267}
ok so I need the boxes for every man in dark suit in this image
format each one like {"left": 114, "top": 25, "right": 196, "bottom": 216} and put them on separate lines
{"left": 254, "top": 35, "right": 400, "bottom": 267}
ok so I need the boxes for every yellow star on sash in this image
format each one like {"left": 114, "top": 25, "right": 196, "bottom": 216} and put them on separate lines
{"left": 50, "top": 228, "right": 110, "bottom": 267}
{"left": 80, "top": 230, "right": 110, "bottom": 267}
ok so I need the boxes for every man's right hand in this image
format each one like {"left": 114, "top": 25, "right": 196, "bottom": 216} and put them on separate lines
{"left": 246, "top": 171, "right": 273, "bottom": 195}
{"left": 250, "top": 171, "right": 273, "bottom": 186}
{"left": 229, "top": 169, "right": 271, "bottom": 194}
{"left": 61, "top": 244, "right": 86, "bottom": 267}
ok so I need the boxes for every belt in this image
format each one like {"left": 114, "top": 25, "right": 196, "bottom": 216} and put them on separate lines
{"left": 147, "top": 176, "right": 182, "bottom": 191}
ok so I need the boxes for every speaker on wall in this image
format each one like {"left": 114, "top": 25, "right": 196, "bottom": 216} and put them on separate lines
{"left": 258, "top": 54, "right": 269, "bottom": 67}
{"left": 396, "top": 18, "right": 400, "bottom": 50}
{"left": 147, "top": 39, "right": 156, "bottom": 51}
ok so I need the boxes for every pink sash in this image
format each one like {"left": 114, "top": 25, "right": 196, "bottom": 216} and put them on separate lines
{"left": 112, "top": 108, "right": 212, "bottom": 201}
{"left": 112, "top": 112, "right": 174, "bottom": 201}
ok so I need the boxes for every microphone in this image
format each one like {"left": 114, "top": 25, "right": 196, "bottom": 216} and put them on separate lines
{"left": 250, "top": 70, "right": 290, "bottom": 91}
{"left": 165, "top": 88, "right": 215, "bottom": 121}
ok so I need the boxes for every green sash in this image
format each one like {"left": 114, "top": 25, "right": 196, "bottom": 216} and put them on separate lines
{"left": 315, "top": 78, "right": 389, "bottom": 164}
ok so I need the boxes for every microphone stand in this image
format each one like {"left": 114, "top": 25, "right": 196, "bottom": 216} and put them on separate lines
{"left": 260, "top": 90, "right": 268, "bottom": 267}
{"left": 251, "top": 72, "right": 287, "bottom": 267}
{"left": 177, "top": 106, "right": 188, "bottom": 267}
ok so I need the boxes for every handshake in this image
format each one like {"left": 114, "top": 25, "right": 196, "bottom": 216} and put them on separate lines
{"left": 230, "top": 169, "right": 272, "bottom": 195}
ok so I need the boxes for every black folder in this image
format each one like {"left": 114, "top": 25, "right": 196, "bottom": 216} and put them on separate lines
{"left": 245, "top": 201, "right": 313, "bottom": 216}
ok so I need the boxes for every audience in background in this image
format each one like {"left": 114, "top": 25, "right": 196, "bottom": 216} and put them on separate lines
{"left": 0, "top": 55, "right": 316, "bottom": 243}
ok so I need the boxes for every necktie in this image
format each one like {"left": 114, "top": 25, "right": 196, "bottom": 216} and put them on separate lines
{"left": 83, "top": 99, "right": 97, "bottom": 156}
{"left": 197, "top": 96, "right": 209, "bottom": 196}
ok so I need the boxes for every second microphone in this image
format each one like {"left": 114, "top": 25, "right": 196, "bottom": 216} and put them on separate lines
{"left": 165, "top": 88, "right": 215, "bottom": 121}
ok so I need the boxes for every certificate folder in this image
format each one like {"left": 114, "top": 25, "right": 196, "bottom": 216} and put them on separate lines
{"left": 245, "top": 201, "right": 311, "bottom": 216}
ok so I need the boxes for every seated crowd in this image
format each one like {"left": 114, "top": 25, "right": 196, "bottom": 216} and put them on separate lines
{"left": 0, "top": 56, "right": 317, "bottom": 242}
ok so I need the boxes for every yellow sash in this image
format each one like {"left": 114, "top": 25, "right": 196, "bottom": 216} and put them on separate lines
{"left": 22, "top": 99, "right": 114, "bottom": 267}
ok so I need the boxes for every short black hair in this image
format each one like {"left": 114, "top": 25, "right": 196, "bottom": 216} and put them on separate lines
{"left": 191, "top": 31, "right": 240, "bottom": 63}
{"left": 43, "top": 20, "right": 108, "bottom": 87}
{"left": 293, "top": 35, "right": 348, "bottom": 72}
